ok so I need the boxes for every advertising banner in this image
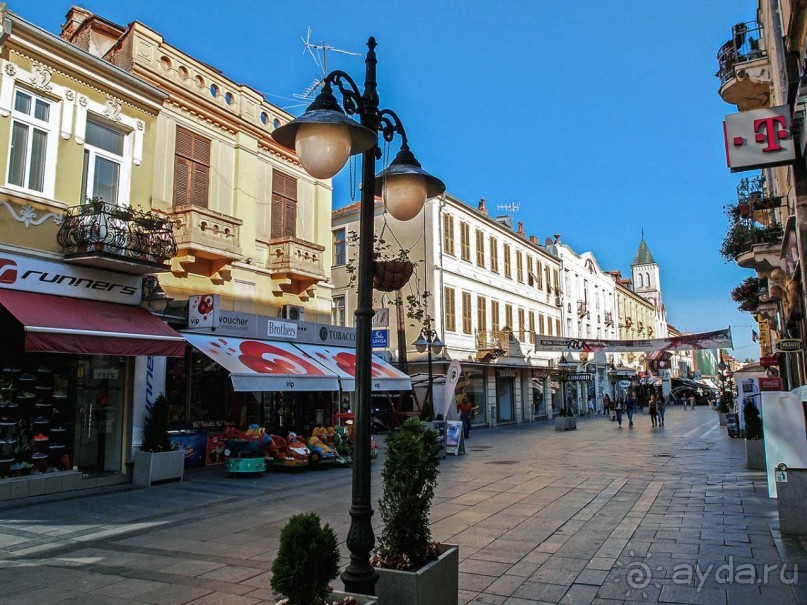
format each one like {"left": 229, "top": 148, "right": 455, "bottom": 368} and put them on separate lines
{"left": 537, "top": 327, "right": 732, "bottom": 353}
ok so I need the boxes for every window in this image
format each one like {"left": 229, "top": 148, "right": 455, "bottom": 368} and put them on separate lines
{"left": 553, "top": 269, "right": 560, "bottom": 293}
{"left": 539, "top": 314, "right": 545, "bottom": 335}
{"left": 477, "top": 296, "right": 487, "bottom": 333}
{"left": 504, "top": 303, "right": 513, "bottom": 331}
{"left": 476, "top": 229, "right": 485, "bottom": 267}
{"left": 459, "top": 221, "right": 470, "bottom": 261}
{"left": 518, "top": 308, "right": 525, "bottom": 341}
{"left": 491, "top": 300, "right": 500, "bottom": 332}
{"left": 81, "top": 117, "right": 126, "bottom": 204}
{"left": 529, "top": 311, "right": 535, "bottom": 344}
{"left": 8, "top": 88, "right": 55, "bottom": 194}
{"left": 503, "top": 244, "right": 511, "bottom": 278}
{"left": 548, "top": 316, "right": 554, "bottom": 336}
{"left": 490, "top": 237, "right": 499, "bottom": 273}
{"left": 556, "top": 318, "right": 561, "bottom": 336}
{"left": 462, "top": 291, "right": 472, "bottom": 334}
{"left": 443, "top": 213, "right": 455, "bottom": 255}
{"left": 516, "top": 251, "right": 523, "bottom": 283}
{"left": 332, "top": 295, "right": 346, "bottom": 326}
{"left": 174, "top": 125, "right": 210, "bottom": 207}
{"left": 333, "top": 228, "right": 347, "bottom": 266}
{"left": 544, "top": 265, "right": 551, "bottom": 291}
{"left": 445, "top": 287, "right": 456, "bottom": 332}
{"left": 527, "top": 257, "right": 534, "bottom": 286}
{"left": 271, "top": 170, "right": 297, "bottom": 238}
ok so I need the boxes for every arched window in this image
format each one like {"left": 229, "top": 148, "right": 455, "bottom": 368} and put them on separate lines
{"left": 646, "top": 272, "right": 650, "bottom": 287}
{"left": 637, "top": 273, "right": 643, "bottom": 287}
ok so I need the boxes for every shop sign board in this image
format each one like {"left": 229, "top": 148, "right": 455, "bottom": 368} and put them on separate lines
{"left": 188, "top": 294, "right": 219, "bottom": 330}
{"left": 760, "top": 355, "right": 780, "bottom": 366}
{"left": 724, "top": 105, "right": 796, "bottom": 172}
{"left": 371, "top": 329, "right": 389, "bottom": 349}
{"left": 0, "top": 251, "right": 141, "bottom": 304}
{"left": 760, "top": 377, "right": 783, "bottom": 391}
{"left": 372, "top": 308, "right": 389, "bottom": 327}
{"left": 618, "top": 380, "right": 632, "bottom": 388}
{"left": 774, "top": 339, "right": 802, "bottom": 353}
{"left": 568, "top": 373, "right": 593, "bottom": 381}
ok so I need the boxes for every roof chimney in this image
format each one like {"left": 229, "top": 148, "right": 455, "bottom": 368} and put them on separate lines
{"left": 477, "top": 198, "right": 488, "bottom": 215}
{"left": 517, "top": 222, "right": 525, "bottom": 237}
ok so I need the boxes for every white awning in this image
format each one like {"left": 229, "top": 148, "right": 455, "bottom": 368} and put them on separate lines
{"left": 182, "top": 333, "right": 340, "bottom": 392}
{"left": 294, "top": 344, "right": 412, "bottom": 391}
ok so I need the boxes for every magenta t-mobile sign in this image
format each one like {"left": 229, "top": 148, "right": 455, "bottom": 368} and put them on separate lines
{"left": 724, "top": 105, "right": 796, "bottom": 172}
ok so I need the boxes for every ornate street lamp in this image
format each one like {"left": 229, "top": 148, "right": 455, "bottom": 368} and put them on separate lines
{"left": 272, "top": 37, "right": 445, "bottom": 596}
{"left": 413, "top": 328, "right": 445, "bottom": 420}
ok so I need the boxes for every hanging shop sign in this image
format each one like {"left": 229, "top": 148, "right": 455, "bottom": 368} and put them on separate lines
{"left": 371, "top": 329, "right": 389, "bottom": 348}
{"left": 567, "top": 373, "right": 593, "bottom": 381}
{"left": 774, "top": 339, "right": 802, "bottom": 353}
{"left": 0, "top": 251, "right": 141, "bottom": 304}
{"left": 537, "top": 327, "right": 732, "bottom": 353}
{"left": 188, "top": 294, "right": 219, "bottom": 330}
{"left": 723, "top": 105, "right": 796, "bottom": 172}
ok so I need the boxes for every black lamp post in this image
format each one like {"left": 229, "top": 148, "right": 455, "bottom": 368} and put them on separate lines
{"left": 271, "top": 38, "right": 445, "bottom": 596}
{"left": 413, "top": 328, "right": 445, "bottom": 420}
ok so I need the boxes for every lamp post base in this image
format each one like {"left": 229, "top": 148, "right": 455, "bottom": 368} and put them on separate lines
{"left": 341, "top": 504, "right": 379, "bottom": 596}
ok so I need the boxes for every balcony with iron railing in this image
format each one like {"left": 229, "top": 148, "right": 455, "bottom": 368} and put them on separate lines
{"left": 266, "top": 236, "right": 327, "bottom": 301}
{"left": 57, "top": 199, "right": 177, "bottom": 275}
{"left": 721, "top": 176, "right": 786, "bottom": 275}
{"left": 474, "top": 329, "right": 512, "bottom": 361}
{"left": 716, "top": 20, "right": 771, "bottom": 110}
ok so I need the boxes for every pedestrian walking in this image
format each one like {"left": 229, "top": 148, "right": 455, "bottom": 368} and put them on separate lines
{"left": 614, "top": 397, "right": 624, "bottom": 427}
{"left": 587, "top": 395, "right": 595, "bottom": 416}
{"left": 458, "top": 395, "right": 473, "bottom": 440}
{"left": 602, "top": 394, "right": 611, "bottom": 416}
{"left": 688, "top": 394, "right": 695, "bottom": 410}
{"left": 648, "top": 394, "right": 658, "bottom": 427}
{"left": 658, "top": 394, "right": 666, "bottom": 426}
{"left": 626, "top": 394, "right": 635, "bottom": 427}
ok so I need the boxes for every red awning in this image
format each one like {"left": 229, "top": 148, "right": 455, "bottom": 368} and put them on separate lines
{"left": 0, "top": 290, "right": 185, "bottom": 357}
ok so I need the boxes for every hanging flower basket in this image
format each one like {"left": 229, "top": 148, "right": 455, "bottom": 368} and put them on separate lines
{"left": 373, "top": 259, "right": 414, "bottom": 292}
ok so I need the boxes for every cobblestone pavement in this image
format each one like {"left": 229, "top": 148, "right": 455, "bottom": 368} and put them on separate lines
{"left": 0, "top": 406, "right": 804, "bottom": 604}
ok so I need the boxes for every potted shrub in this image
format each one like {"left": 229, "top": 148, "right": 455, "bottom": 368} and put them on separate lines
{"left": 554, "top": 407, "right": 576, "bottom": 431}
{"left": 133, "top": 394, "right": 185, "bottom": 487}
{"left": 743, "top": 399, "right": 766, "bottom": 471}
{"left": 372, "top": 418, "right": 458, "bottom": 605}
{"left": 270, "top": 513, "right": 377, "bottom": 605}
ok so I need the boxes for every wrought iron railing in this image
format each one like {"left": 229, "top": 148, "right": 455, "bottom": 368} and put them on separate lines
{"left": 716, "top": 21, "right": 766, "bottom": 84}
{"left": 57, "top": 199, "right": 177, "bottom": 263}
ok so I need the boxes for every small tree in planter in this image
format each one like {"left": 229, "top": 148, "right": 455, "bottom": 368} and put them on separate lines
{"left": 270, "top": 513, "right": 340, "bottom": 605}
{"left": 133, "top": 394, "right": 184, "bottom": 486}
{"left": 372, "top": 418, "right": 458, "bottom": 605}
{"left": 743, "top": 399, "right": 766, "bottom": 470}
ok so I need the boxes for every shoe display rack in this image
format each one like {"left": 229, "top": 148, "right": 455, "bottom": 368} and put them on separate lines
{"left": 0, "top": 367, "right": 73, "bottom": 478}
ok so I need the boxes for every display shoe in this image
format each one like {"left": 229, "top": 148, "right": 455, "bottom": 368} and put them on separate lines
{"left": 32, "top": 433, "right": 49, "bottom": 443}
{"left": 17, "top": 373, "right": 36, "bottom": 384}
{"left": 16, "top": 391, "right": 35, "bottom": 400}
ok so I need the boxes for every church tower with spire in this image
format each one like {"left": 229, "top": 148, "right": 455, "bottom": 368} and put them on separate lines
{"left": 630, "top": 234, "right": 667, "bottom": 337}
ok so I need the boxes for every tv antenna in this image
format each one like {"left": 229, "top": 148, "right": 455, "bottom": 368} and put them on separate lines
{"left": 294, "top": 27, "right": 360, "bottom": 102}
{"left": 497, "top": 202, "right": 520, "bottom": 225}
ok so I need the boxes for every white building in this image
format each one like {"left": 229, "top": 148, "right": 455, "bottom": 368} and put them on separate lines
{"left": 546, "top": 235, "right": 619, "bottom": 413}
{"left": 331, "top": 195, "right": 563, "bottom": 427}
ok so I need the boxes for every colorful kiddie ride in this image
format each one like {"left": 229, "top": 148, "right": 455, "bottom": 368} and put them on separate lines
{"left": 223, "top": 424, "right": 267, "bottom": 475}
{"left": 265, "top": 432, "right": 310, "bottom": 471}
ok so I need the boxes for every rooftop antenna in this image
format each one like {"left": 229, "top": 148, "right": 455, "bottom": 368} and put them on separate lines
{"left": 293, "top": 27, "right": 360, "bottom": 102}
{"left": 497, "top": 202, "right": 520, "bottom": 226}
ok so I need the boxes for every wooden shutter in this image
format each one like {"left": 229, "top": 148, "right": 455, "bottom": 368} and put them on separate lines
{"left": 271, "top": 171, "right": 297, "bottom": 238}
{"left": 462, "top": 292, "right": 472, "bottom": 334}
{"left": 174, "top": 126, "right": 210, "bottom": 208}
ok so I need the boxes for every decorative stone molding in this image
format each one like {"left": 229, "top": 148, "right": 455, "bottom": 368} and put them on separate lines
{"left": 0, "top": 200, "right": 63, "bottom": 228}
{"left": 30, "top": 62, "right": 53, "bottom": 91}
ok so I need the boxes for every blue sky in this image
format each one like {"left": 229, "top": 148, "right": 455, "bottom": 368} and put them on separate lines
{"left": 18, "top": 1, "right": 759, "bottom": 359}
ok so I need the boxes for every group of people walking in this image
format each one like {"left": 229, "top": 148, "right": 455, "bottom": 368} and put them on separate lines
{"left": 602, "top": 392, "right": 666, "bottom": 428}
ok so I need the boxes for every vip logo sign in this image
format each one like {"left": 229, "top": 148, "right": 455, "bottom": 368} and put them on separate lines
{"left": 724, "top": 106, "right": 796, "bottom": 172}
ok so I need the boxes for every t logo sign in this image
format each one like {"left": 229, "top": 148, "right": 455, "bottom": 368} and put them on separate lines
{"left": 753, "top": 115, "right": 788, "bottom": 152}
{"left": 724, "top": 105, "right": 795, "bottom": 172}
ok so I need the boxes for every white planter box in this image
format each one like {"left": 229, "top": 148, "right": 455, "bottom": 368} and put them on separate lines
{"left": 375, "top": 544, "right": 458, "bottom": 605}
{"left": 554, "top": 417, "right": 576, "bottom": 431}
{"left": 133, "top": 449, "right": 185, "bottom": 487}
{"left": 275, "top": 592, "right": 378, "bottom": 605}
{"left": 745, "top": 439, "right": 766, "bottom": 471}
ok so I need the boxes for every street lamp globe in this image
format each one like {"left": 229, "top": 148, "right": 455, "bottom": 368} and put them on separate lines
{"left": 381, "top": 173, "right": 427, "bottom": 221}
{"left": 294, "top": 122, "right": 353, "bottom": 179}
{"left": 413, "top": 334, "right": 429, "bottom": 353}
{"left": 430, "top": 336, "right": 445, "bottom": 356}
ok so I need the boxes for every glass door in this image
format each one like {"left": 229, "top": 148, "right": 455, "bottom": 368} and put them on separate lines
{"left": 496, "top": 376, "right": 514, "bottom": 422}
{"left": 74, "top": 358, "right": 125, "bottom": 473}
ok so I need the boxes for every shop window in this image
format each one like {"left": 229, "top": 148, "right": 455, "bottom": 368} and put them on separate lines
{"left": 81, "top": 117, "right": 127, "bottom": 205}
{"left": 174, "top": 125, "right": 210, "bottom": 207}
{"left": 7, "top": 88, "right": 57, "bottom": 196}
{"left": 271, "top": 170, "right": 297, "bottom": 238}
